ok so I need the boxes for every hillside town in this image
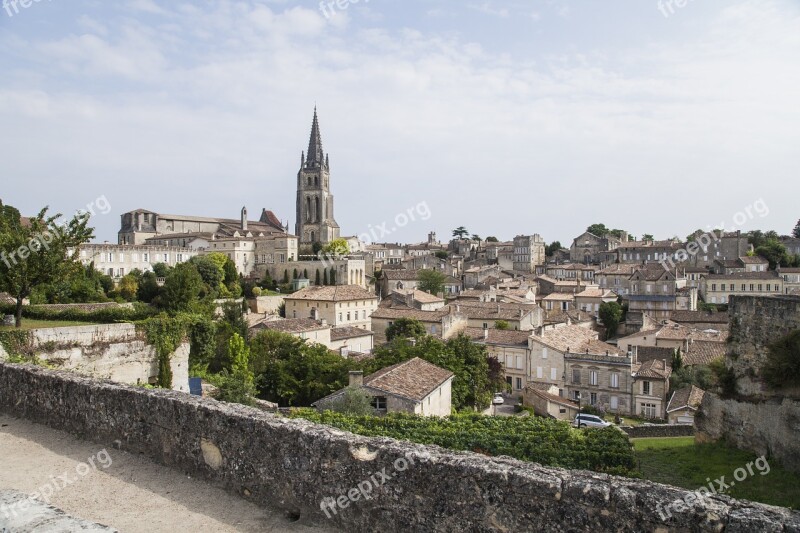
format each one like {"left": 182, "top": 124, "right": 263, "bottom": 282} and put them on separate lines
{"left": 2, "top": 2, "right": 800, "bottom": 532}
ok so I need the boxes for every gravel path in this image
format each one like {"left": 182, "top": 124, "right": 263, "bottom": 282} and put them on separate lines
{"left": 0, "top": 414, "right": 337, "bottom": 533}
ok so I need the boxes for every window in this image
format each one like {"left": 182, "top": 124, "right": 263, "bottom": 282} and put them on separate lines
{"left": 572, "top": 369, "right": 581, "bottom": 384}
{"left": 750, "top": 284, "right": 755, "bottom": 291}
{"left": 641, "top": 403, "right": 657, "bottom": 418}
{"left": 536, "top": 367, "right": 543, "bottom": 379}
{"left": 338, "top": 313, "right": 343, "bottom": 322}
{"left": 347, "top": 312, "right": 351, "bottom": 321}
{"left": 515, "top": 377, "right": 522, "bottom": 390}
{"left": 711, "top": 284, "right": 717, "bottom": 291}
{"left": 572, "top": 390, "right": 581, "bottom": 401}
{"left": 590, "top": 393, "right": 597, "bottom": 405}
{"left": 550, "top": 368, "right": 557, "bottom": 381}
{"left": 516, "top": 356, "right": 523, "bottom": 370}
{"left": 370, "top": 397, "right": 387, "bottom": 410}
{"left": 642, "top": 381, "right": 651, "bottom": 395}
{"left": 610, "top": 396, "right": 619, "bottom": 410}
{"left": 590, "top": 371, "right": 598, "bottom": 386}
{"left": 610, "top": 373, "right": 619, "bottom": 389}
{"left": 542, "top": 348, "right": 548, "bottom": 359}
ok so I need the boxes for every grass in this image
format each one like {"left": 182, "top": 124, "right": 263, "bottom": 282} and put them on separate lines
{"left": 0, "top": 319, "right": 98, "bottom": 331}
{"left": 634, "top": 437, "right": 800, "bottom": 509}
{"left": 604, "top": 414, "right": 649, "bottom": 426}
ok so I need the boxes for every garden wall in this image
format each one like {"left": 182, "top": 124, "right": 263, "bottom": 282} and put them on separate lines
{"left": 620, "top": 425, "right": 695, "bottom": 438}
{"left": 1, "top": 363, "right": 797, "bottom": 532}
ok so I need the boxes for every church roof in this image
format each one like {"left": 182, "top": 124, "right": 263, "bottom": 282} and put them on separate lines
{"left": 305, "top": 107, "right": 325, "bottom": 169}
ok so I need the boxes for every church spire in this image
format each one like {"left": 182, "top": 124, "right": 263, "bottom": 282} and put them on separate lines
{"left": 305, "top": 106, "right": 324, "bottom": 169}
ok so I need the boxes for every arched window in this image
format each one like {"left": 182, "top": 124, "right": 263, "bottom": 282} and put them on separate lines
{"left": 307, "top": 177, "right": 312, "bottom": 186}
{"left": 315, "top": 197, "right": 321, "bottom": 223}
{"left": 310, "top": 231, "right": 316, "bottom": 242}
{"left": 315, "top": 176, "right": 319, "bottom": 186}
{"left": 306, "top": 197, "right": 312, "bottom": 222}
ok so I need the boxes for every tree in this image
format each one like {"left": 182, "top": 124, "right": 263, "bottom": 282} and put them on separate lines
{"left": 0, "top": 202, "right": 93, "bottom": 327}
{"left": 330, "top": 267, "right": 336, "bottom": 285}
{"left": 137, "top": 271, "right": 161, "bottom": 303}
{"left": 386, "top": 318, "right": 427, "bottom": 341}
{"left": 586, "top": 223, "right": 609, "bottom": 237}
{"left": 794, "top": 220, "right": 800, "bottom": 239}
{"left": 495, "top": 320, "right": 510, "bottom": 330}
{"left": 190, "top": 255, "right": 224, "bottom": 292}
{"left": 452, "top": 226, "right": 469, "bottom": 239}
{"left": 152, "top": 262, "right": 171, "bottom": 278}
{"left": 641, "top": 234, "right": 654, "bottom": 242}
{"left": 117, "top": 274, "right": 139, "bottom": 301}
{"left": 485, "top": 236, "right": 499, "bottom": 243}
{"left": 216, "top": 332, "right": 256, "bottom": 405}
{"left": 669, "top": 365, "right": 714, "bottom": 391}
{"left": 158, "top": 263, "right": 204, "bottom": 313}
{"left": 545, "top": 241, "right": 562, "bottom": 256}
{"left": 417, "top": 269, "right": 446, "bottom": 295}
{"left": 323, "top": 269, "right": 329, "bottom": 285}
{"left": 283, "top": 269, "right": 289, "bottom": 284}
{"left": 434, "top": 250, "right": 449, "bottom": 260}
{"left": 762, "top": 330, "right": 800, "bottom": 389}
{"left": 755, "top": 241, "right": 790, "bottom": 270}
{"left": 471, "top": 234, "right": 481, "bottom": 242}
{"left": 322, "top": 238, "right": 349, "bottom": 257}
{"left": 598, "top": 301, "right": 623, "bottom": 340}
{"left": 672, "top": 348, "right": 683, "bottom": 372}
{"left": 326, "top": 386, "right": 374, "bottom": 416}
{"left": 315, "top": 269, "right": 321, "bottom": 285}
{"left": 303, "top": 268, "right": 308, "bottom": 279}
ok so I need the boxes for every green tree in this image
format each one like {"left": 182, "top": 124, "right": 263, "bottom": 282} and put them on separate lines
{"left": 495, "top": 320, "right": 510, "bottom": 330}
{"left": 598, "top": 301, "right": 623, "bottom": 340}
{"left": 586, "top": 223, "right": 609, "bottom": 237}
{"left": 794, "top": 219, "right": 800, "bottom": 239}
{"left": 303, "top": 268, "right": 309, "bottom": 279}
{"left": 471, "top": 234, "right": 481, "bottom": 241}
{"left": 158, "top": 263, "right": 204, "bottom": 313}
{"left": 137, "top": 271, "right": 161, "bottom": 303}
{"left": 330, "top": 267, "right": 336, "bottom": 285}
{"left": 322, "top": 238, "right": 350, "bottom": 257}
{"left": 641, "top": 234, "right": 655, "bottom": 242}
{"left": 672, "top": 347, "right": 683, "bottom": 372}
{"left": 323, "top": 269, "right": 329, "bottom": 285}
{"left": 216, "top": 332, "right": 256, "bottom": 405}
{"left": 452, "top": 226, "right": 469, "bottom": 239}
{"left": 152, "top": 262, "right": 171, "bottom": 278}
{"left": 485, "top": 236, "right": 498, "bottom": 243}
{"left": 386, "top": 318, "right": 427, "bottom": 341}
{"left": 190, "top": 255, "right": 224, "bottom": 292}
{"left": 755, "top": 241, "right": 790, "bottom": 270}
{"left": 417, "top": 269, "right": 446, "bottom": 295}
{"left": 545, "top": 241, "right": 562, "bottom": 256}
{"left": 0, "top": 201, "right": 93, "bottom": 327}
{"left": 762, "top": 330, "right": 800, "bottom": 389}
{"left": 283, "top": 269, "right": 289, "bottom": 284}
{"left": 434, "top": 250, "right": 449, "bottom": 260}
{"left": 117, "top": 274, "right": 139, "bottom": 301}
{"left": 315, "top": 269, "right": 321, "bottom": 286}
{"left": 326, "top": 386, "right": 374, "bottom": 416}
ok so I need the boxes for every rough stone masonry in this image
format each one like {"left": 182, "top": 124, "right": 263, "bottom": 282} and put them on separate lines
{"left": 1, "top": 363, "right": 798, "bottom": 532}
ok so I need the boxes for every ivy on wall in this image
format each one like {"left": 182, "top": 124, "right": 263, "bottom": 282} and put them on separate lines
{"left": 140, "top": 314, "right": 190, "bottom": 389}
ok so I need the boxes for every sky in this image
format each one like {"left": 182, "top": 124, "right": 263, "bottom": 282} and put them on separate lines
{"left": 1, "top": 0, "right": 798, "bottom": 246}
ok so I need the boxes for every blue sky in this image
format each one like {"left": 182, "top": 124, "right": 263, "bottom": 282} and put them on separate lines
{"left": 1, "top": 0, "right": 798, "bottom": 245}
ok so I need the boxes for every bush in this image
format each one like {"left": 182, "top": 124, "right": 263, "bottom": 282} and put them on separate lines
{"left": 710, "top": 357, "right": 737, "bottom": 398}
{"left": 0, "top": 302, "right": 158, "bottom": 323}
{"left": 288, "top": 410, "right": 637, "bottom": 475}
{"left": 762, "top": 330, "right": 800, "bottom": 389}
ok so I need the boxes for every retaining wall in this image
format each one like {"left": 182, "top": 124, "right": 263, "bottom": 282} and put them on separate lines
{"left": 1, "top": 363, "right": 797, "bottom": 532}
{"left": 620, "top": 425, "right": 695, "bottom": 438}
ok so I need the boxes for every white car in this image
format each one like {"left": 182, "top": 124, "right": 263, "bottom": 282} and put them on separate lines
{"left": 573, "top": 413, "right": 612, "bottom": 429}
{"left": 492, "top": 393, "right": 504, "bottom": 405}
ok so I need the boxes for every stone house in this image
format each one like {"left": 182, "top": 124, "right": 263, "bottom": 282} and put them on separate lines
{"left": 250, "top": 316, "right": 375, "bottom": 354}
{"left": 574, "top": 288, "right": 617, "bottom": 315}
{"left": 449, "top": 301, "right": 543, "bottom": 331}
{"left": 617, "top": 240, "right": 682, "bottom": 265}
{"left": 523, "top": 382, "right": 580, "bottom": 420}
{"left": 79, "top": 243, "right": 197, "bottom": 280}
{"left": 595, "top": 263, "right": 638, "bottom": 296}
{"left": 542, "top": 293, "right": 575, "bottom": 316}
{"left": 632, "top": 358, "right": 672, "bottom": 419}
{"left": 284, "top": 285, "right": 378, "bottom": 329}
{"left": 512, "top": 234, "right": 546, "bottom": 273}
{"left": 700, "top": 271, "right": 783, "bottom": 304}
{"left": 370, "top": 307, "right": 468, "bottom": 344}
{"left": 779, "top": 267, "right": 800, "bottom": 295}
{"left": 569, "top": 231, "right": 625, "bottom": 265}
{"left": 666, "top": 385, "right": 706, "bottom": 424}
{"left": 564, "top": 350, "right": 634, "bottom": 415}
{"left": 466, "top": 328, "right": 532, "bottom": 394}
{"left": 625, "top": 264, "right": 690, "bottom": 320}
{"left": 313, "top": 359, "right": 454, "bottom": 416}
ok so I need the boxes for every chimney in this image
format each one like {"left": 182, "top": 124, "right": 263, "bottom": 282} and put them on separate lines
{"left": 483, "top": 325, "right": 489, "bottom": 340}
{"left": 321, "top": 318, "right": 328, "bottom": 327}
{"left": 310, "top": 307, "right": 320, "bottom": 320}
{"left": 348, "top": 370, "right": 363, "bottom": 387}
{"left": 241, "top": 206, "right": 248, "bottom": 231}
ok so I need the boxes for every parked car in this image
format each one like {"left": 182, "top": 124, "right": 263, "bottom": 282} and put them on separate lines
{"left": 492, "top": 393, "right": 504, "bottom": 405}
{"left": 573, "top": 413, "right": 612, "bottom": 429}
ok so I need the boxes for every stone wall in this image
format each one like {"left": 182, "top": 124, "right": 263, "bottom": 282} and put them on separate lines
{"left": 1, "top": 363, "right": 797, "bottom": 532}
{"left": 696, "top": 393, "right": 800, "bottom": 474}
{"left": 0, "top": 324, "right": 189, "bottom": 392}
{"left": 620, "top": 425, "right": 695, "bottom": 438}
{"left": 0, "top": 490, "right": 114, "bottom": 532}
{"left": 696, "top": 295, "right": 800, "bottom": 473}
{"left": 726, "top": 295, "right": 800, "bottom": 397}
{"left": 249, "top": 295, "right": 285, "bottom": 314}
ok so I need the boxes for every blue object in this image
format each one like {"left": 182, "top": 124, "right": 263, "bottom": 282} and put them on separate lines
{"left": 189, "top": 377, "right": 203, "bottom": 396}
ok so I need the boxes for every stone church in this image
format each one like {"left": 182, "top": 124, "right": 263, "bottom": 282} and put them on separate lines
{"left": 295, "top": 108, "right": 340, "bottom": 245}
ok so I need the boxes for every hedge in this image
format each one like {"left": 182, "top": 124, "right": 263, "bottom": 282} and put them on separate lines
{"left": 0, "top": 303, "right": 158, "bottom": 324}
